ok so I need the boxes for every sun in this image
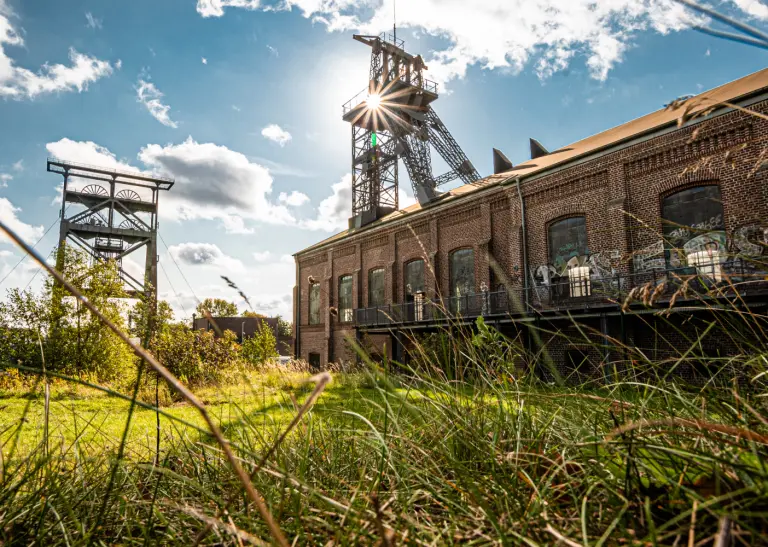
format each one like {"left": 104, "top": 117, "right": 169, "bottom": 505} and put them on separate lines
{"left": 366, "top": 93, "right": 382, "bottom": 109}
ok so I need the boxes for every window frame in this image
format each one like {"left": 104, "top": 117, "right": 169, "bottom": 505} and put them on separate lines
{"left": 660, "top": 184, "right": 724, "bottom": 244}
{"left": 337, "top": 274, "right": 353, "bottom": 323}
{"left": 660, "top": 184, "right": 725, "bottom": 269}
{"left": 308, "top": 282, "right": 321, "bottom": 325}
{"left": 449, "top": 247, "right": 475, "bottom": 298}
{"left": 547, "top": 215, "right": 588, "bottom": 270}
{"left": 403, "top": 258, "right": 426, "bottom": 299}
{"left": 368, "top": 267, "right": 385, "bottom": 307}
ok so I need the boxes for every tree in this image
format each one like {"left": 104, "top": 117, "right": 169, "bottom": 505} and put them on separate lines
{"left": 241, "top": 320, "right": 278, "bottom": 366}
{"left": 130, "top": 292, "right": 174, "bottom": 348}
{"left": 0, "top": 246, "right": 134, "bottom": 382}
{"left": 242, "top": 310, "right": 267, "bottom": 318}
{"left": 196, "top": 298, "right": 238, "bottom": 318}
{"left": 276, "top": 315, "right": 292, "bottom": 336}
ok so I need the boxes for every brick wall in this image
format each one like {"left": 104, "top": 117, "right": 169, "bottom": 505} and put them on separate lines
{"left": 295, "top": 98, "right": 768, "bottom": 368}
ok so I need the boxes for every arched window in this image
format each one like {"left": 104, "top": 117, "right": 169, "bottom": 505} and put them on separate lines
{"left": 661, "top": 185, "right": 724, "bottom": 267}
{"left": 404, "top": 259, "right": 425, "bottom": 300}
{"left": 368, "top": 268, "right": 385, "bottom": 307}
{"left": 548, "top": 216, "right": 588, "bottom": 270}
{"left": 449, "top": 248, "right": 475, "bottom": 298}
{"left": 308, "top": 283, "right": 321, "bottom": 325}
{"left": 338, "top": 275, "right": 353, "bottom": 323}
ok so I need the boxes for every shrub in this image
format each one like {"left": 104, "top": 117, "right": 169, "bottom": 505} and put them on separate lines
{"left": 241, "top": 320, "right": 278, "bottom": 366}
{"left": 156, "top": 324, "right": 242, "bottom": 388}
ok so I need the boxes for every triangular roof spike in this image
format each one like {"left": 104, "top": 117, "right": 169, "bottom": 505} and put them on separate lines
{"left": 530, "top": 138, "right": 549, "bottom": 160}
{"left": 492, "top": 148, "right": 514, "bottom": 174}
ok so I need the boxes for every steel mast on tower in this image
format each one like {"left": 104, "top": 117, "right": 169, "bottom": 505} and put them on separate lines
{"left": 47, "top": 158, "right": 174, "bottom": 300}
{"left": 342, "top": 32, "right": 480, "bottom": 229}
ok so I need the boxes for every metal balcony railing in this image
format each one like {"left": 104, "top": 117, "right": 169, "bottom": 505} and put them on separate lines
{"left": 352, "top": 260, "right": 768, "bottom": 328}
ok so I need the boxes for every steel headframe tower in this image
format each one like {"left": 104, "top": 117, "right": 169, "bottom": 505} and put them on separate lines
{"left": 48, "top": 158, "right": 174, "bottom": 301}
{"left": 342, "top": 32, "right": 480, "bottom": 229}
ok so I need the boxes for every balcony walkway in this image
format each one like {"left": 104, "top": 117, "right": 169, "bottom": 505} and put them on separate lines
{"left": 353, "top": 260, "right": 768, "bottom": 331}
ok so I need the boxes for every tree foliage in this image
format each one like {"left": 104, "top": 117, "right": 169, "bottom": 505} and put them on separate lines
{"left": 196, "top": 298, "right": 238, "bottom": 318}
{"left": 0, "top": 247, "right": 133, "bottom": 382}
{"left": 241, "top": 320, "right": 278, "bottom": 366}
{"left": 276, "top": 315, "right": 293, "bottom": 336}
{"left": 130, "top": 290, "right": 174, "bottom": 349}
{"left": 155, "top": 325, "right": 242, "bottom": 388}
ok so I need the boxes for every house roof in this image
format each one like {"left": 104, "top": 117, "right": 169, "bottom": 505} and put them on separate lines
{"left": 298, "top": 67, "right": 768, "bottom": 256}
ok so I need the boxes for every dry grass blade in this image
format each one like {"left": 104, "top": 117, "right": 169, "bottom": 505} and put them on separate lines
{"left": 172, "top": 502, "right": 268, "bottom": 546}
{"left": 0, "top": 220, "right": 289, "bottom": 547}
{"left": 545, "top": 523, "right": 581, "bottom": 547}
{"left": 606, "top": 417, "right": 768, "bottom": 445}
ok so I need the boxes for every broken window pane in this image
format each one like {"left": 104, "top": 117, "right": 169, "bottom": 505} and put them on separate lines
{"left": 404, "top": 259, "right": 425, "bottom": 297}
{"left": 548, "top": 217, "right": 588, "bottom": 270}
{"left": 368, "top": 268, "right": 385, "bottom": 307}
{"left": 309, "top": 283, "right": 321, "bottom": 325}
{"left": 338, "top": 275, "right": 353, "bottom": 322}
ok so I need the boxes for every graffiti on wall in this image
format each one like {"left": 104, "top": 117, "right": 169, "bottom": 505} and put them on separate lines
{"left": 633, "top": 240, "right": 666, "bottom": 273}
{"left": 734, "top": 224, "right": 768, "bottom": 257}
{"left": 530, "top": 251, "right": 620, "bottom": 300}
{"left": 633, "top": 223, "right": 768, "bottom": 274}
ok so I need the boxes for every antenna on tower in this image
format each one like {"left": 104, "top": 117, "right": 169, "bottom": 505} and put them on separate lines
{"left": 393, "top": 0, "right": 396, "bottom": 43}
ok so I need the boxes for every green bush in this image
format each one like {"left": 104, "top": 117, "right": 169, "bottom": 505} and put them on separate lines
{"left": 0, "top": 247, "right": 133, "bottom": 382}
{"left": 155, "top": 324, "right": 243, "bottom": 388}
{"left": 241, "top": 320, "right": 278, "bottom": 366}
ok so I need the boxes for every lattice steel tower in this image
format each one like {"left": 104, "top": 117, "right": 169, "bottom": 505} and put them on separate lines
{"left": 342, "top": 33, "right": 480, "bottom": 229}
{"left": 48, "top": 158, "right": 174, "bottom": 300}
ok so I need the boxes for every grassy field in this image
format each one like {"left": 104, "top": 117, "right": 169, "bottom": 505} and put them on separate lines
{"left": 2, "top": 361, "right": 768, "bottom": 545}
{"left": 0, "top": 371, "right": 378, "bottom": 462}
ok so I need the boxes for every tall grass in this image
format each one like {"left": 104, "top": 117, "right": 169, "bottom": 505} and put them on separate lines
{"left": 2, "top": 311, "right": 768, "bottom": 545}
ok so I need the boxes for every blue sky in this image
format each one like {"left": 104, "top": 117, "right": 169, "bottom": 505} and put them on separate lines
{"left": 0, "top": 0, "right": 766, "bottom": 318}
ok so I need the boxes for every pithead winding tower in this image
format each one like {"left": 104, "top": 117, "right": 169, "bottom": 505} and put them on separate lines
{"left": 48, "top": 158, "right": 174, "bottom": 301}
{"left": 342, "top": 32, "right": 480, "bottom": 229}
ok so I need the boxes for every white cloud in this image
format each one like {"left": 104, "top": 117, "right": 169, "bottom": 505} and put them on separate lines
{"left": 261, "top": 124, "right": 292, "bottom": 146}
{"left": 0, "top": 173, "right": 10, "bottom": 187}
{"left": 253, "top": 251, "right": 272, "bottom": 261}
{"left": 11, "top": 159, "right": 23, "bottom": 171}
{"left": 216, "top": 0, "right": 734, "bottom": 84}
{"left": 196, "top": 0, "right": 260, "bottom": 17}
{"left": 85, "top": 12, "right": 102, "bottom": 29}
{"left": 278, "top": 190, "right": 310, "bottom": 207}
{"left": 705, "top": 48, "right": 711, "bottom": 56}
{"left": 730, "top": 0, "right": 768, "bottom": 19}
{"left": 138, "top": 137, "right": 295, "bottom": 225}
{"left": 0, "top": 198, "right": 44, "bottom": 246}
{"left": 47, "top": 138, "right": 138, "bottom": 171}
{"left": 136, "top": 79, "right": 178, "bottom": 128}
{"left": 279, "top": 254, "right": 294, "bottom": 264}
{"left": 302, "top": 174, "right": 352, "bottom": 232}
{"left": 232, "top": 105, "right": 241, "bottom": 111}
{"left": 0, "top": 6, "right": 114, "bottom": 99}
{"left": 220, "top": 214, "right": 255, "bottom": 234}
{"left": 45, "top": 137, "right": 300, "bottom": 229}
{"left": 168, "top": 242, "right": 244, "bottom": 272}
{"left": 301, "top": 176, "right": 416, "bottom": 232}
{"left": 201, "top": 57, "right": 208, "bottom": 64}
{"left": 266, "top": 44, "right": 279, "bottom": 57}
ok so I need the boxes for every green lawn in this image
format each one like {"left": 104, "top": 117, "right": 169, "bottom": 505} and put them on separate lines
{"left": 0, "top": 371, "right": 383, "bottom": 463}
{"left": 2, "top": 368, "right": 767, "bottom": 545}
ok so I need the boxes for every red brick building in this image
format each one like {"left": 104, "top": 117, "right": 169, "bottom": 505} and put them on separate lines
{"left": 293, "top": 68, "right": 768, "bottom": 377}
